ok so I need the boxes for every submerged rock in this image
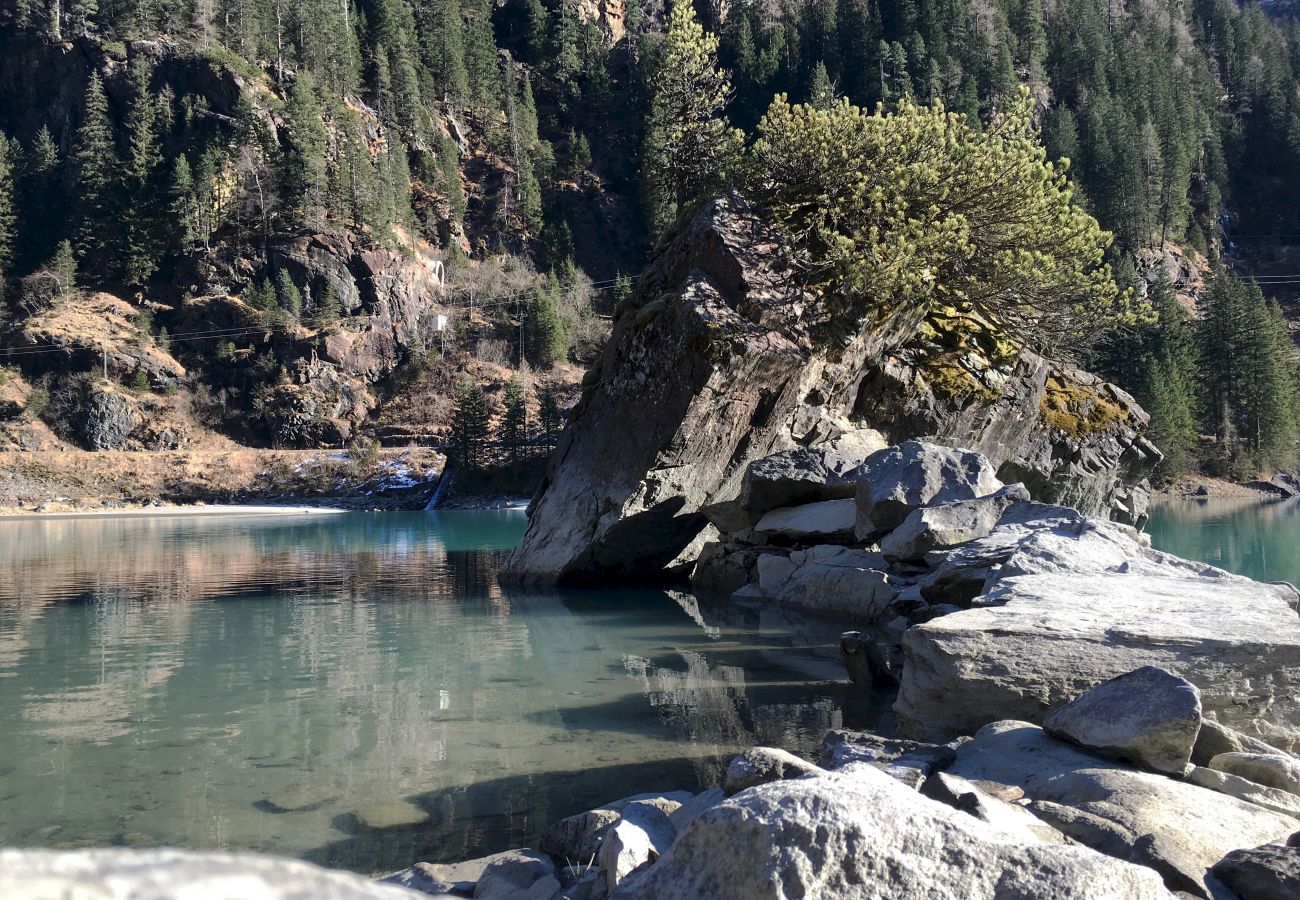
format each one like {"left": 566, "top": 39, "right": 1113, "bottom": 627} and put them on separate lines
{"left": 615, "top": 764, "right": 1173, "bottom": 899}
{"left": 1042, "top": 667, "right": 1202, "bottom": 776}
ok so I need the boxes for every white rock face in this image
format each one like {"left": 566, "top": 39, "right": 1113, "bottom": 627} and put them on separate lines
{"left": 898, "top": 571, "right": 1300, "bottom": 749}
{"left": 853, "top": 441, "right": 1004, "bottom": 539}
{"left": 754, "top": 498, "right": 857, "bottom": 540}
{"left": 615, "top": 763, "right": 1174, "bottom": 900}
{"left": 597, "top": 802, "right": 676, "bottom": 891}
{"left": 1185, "top": 766, "right": 1300, "bottom": 818}
{"left": 947, "top": 721, "right": 1300, "bottom": 897}
{"left": 1043, "top": 666, "right": 1203, "bottom": 775}
{"left": 0, "top": 849, "right": 420, "bottom": 900}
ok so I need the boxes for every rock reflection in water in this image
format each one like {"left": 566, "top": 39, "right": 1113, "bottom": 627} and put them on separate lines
{"left": 0, "top": 511, "right": 876, "bottom": 874}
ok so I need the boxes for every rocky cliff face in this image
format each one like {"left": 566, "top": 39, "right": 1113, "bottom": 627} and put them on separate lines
{"left": 503, "top": 194, "right": 1161, "bottom": 585}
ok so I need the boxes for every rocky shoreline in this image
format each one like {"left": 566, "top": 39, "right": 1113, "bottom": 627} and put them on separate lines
{"left": 5, "top": 439, "right": 1298, "bottom": 898}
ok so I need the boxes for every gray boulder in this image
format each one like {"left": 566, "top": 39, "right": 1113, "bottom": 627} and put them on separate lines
{"left": 920, "top": 771, "right": 1068, "bottom": 843}
{"left": 724, "top": 747, "right": 823, "bottom": 796}
{"left": 853, "top": 441, "right": 1004, "bottom": 539}
{"left": 898, "top": 571, "right": 1300, "bottom": 749}
{"left": 1194, "top": 720, "right": 1295, "bottom": 767}
{"left": 818, "top": 729, "right": 957, "bottom": 776}
{"left": 1185, "top": 766, "right": 1300, "bottom": 818}
{"left": 540, "top": 791, "right": 692, "bottom": 864}
{"left": 880, "top": 483, "right": 1030, "bottom": 562}
{"left": 753, "top": 498, "right": 856, "bottom": 542}
{"left": 82, "top": 388, "right": 141, "bottom": 451}
{"left": 472, "top": 850, "right": 558, "bottom": 900}
{"left": 751, "top": 546, "right": 899, "bottom": 621}
{"left": 1211, "top": 753, "right": 1300, "bottom": 797}
{"left": 597, "top": 801, "right": 676, "bottom": 892}
{"left": 734, "top": 450, "right": 848, "bottom": 520}
{"left": 1212, "top": 843, "right": 1300, "bottom": 900}
{"left": 0, "top": 848, "right": 418, "bottom": 899}
{"left": 616, "top": 763, "right": 1174, "bottom": 899}
{"left": 948, "top": 721, "right": 1300, "bottom": 897}
{"left": 1043, "top": 666, "right": 1202, "bottom": 776}
{"left": 667, "top": 789, "right": 725, "bottom": 832}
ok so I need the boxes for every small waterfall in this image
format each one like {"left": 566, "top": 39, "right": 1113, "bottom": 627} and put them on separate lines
{"left": 424, "top": 466, "right": 454, "bottom": 510}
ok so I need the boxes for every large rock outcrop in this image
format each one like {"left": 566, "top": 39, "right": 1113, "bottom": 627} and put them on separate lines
{"left": 503, "top": 194, "right": 1159, "bottom": 585}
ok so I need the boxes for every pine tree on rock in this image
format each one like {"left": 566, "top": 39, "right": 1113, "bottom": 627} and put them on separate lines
{"left": 644, "top": 0, "right": 744, "bottom": 231}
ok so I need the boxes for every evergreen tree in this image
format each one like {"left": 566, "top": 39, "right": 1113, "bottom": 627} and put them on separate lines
{"left": 538, "top": 382, "right": 563, "bottom": 436}
{"left": 449, "top": 376, "right": 492, "bottom": 469}
{"left": 19, "top": 127, "right": 62, "bottom": 274}
{"left": 501, "top": 376, "right": 528, "bottom": 462}
{"left": 0, "top": 136, "right": 15, "bottom": 300}
{"left": 526, "top": 275, "right": 567, "bottom": 368}
{"left": 644, "top": 0, "right": 745, "bottom": 230}
{"left": 73, "top": 73, "right": 117, "bottom": 279}
{"left": 275, "top": 269, "right": 303, "bottom": 322}
{"left": 123, "top": 58, "right": 164, "bottom": 286}
{"left": 281, "top": 72, "right": 328, "bottom": 228}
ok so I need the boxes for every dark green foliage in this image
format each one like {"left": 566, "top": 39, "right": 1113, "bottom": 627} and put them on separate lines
{"left": 73, "top": 74, "right": 116, "bottom": 278}
{"left": 0, "top": 135, "right": 15, "bottom": 299}
{"left": 281, "top": 73, "right": 328, "bottom": 229}
{"left": 526, "top": 276, "right": 566, "bottom": 368}
{"left": 501, "top": 377, "right": 528, "bottom": 462}
{"left": 450, "top": 376, "right": 492, "bottom": 469}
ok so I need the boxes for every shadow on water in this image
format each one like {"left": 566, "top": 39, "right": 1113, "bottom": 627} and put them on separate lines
{"left": 0, "top": 510, "right": 886, "bottom": 873}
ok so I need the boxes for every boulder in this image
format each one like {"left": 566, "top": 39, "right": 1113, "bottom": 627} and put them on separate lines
{"left": 615, "top": 763, "right": 1174, "bottom": 899}
{"left": 0, "top": 848, "right": 417, "bottom": 899}
{"left": 1185, "top": 766, "right": 1300, "bottom": 818}
{"left": 472, "top": 850, "right": 559, "bottom": 900}
{"left": 667, "top": 789, "right": 724, "bottom": 832}
{"left": 724, "top": 747, "right": 823, "bottom": 796}
{"left": 540, "top": 792, "right": 692, "bottom": 863}
{"left": 1194, "top": 720, "right": 1295, "bottom": 767}
{"left": 853, "top": 441, "right": 1004, "bottom": 539}
{"left": 1212, "top": 843, "right": 1300, "bottom": 900}
{"left": 948, "top": 721, "right": 1300, "bottom": 897}
{"left": 736, "top": 450, "right": 847, "bottom": 519}
{"left": 897, "top": 571, "right": 1300, "bottom": 749}
{"left": 880, "top": 483, "right": 1029, "bottom": 562}
{"left": 1042, "top": 666, "right": 1202, "bottom": 776}
{"left": 751, "top": 546, "right": 899, "bottom": 620}
{"left": 502, "top": 195, "right": 1158, "bottom": 585}
{"left": 920, "top": 771, "right": 1068, "bottom": 843}
{"left": 597, "top": 802, "right": 676, "bottom": 891}
{"left": 753, "top": 498, "right": 856, "bottom": 541}
{"left": 82, "top": 388, "right": 140, "bottom": 451}
{"left": 818, "top": 730, "right": 957, "bottom": 776}
{"left": 1211, "top": 753, "right": 1300, "bottom": 797}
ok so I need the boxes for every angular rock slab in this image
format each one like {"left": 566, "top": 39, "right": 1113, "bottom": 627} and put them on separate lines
{"left": 880, "top": 483, "right": 1029, "bottom": 562}
{"left": 615, "top": 764, "right": 1174, "bottom": 899}
{"left": 0, "top": 848, "right": 419, "bottom": 899}
{"left": 853, "top": 441, "right": 1003, "bottom": 539}
{"left": 753, "top": 498, "right": 856, "bottom": 541}
{"left": 1043, "top": 666, "right": 1202, "bottom": 776}
{"left": 897, "top": 571, "right": 1300, "bottom": 750}
{"left": 947, "top": 721, "right": 1300, "bottom": 898}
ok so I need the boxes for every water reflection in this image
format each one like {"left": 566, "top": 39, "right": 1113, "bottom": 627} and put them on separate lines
{"left": 1147, "top": 496, "right": 1300, "bottom": 585}
{"left": 0, "top": 512, "right": 873, "bottom": 873}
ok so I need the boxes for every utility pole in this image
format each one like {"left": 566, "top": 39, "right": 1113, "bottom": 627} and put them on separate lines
{"left": 102, "top": 328, "right": 108, "bottom": 382}
{"left": 518, "top": 299, "right": 525, "bottom": 370}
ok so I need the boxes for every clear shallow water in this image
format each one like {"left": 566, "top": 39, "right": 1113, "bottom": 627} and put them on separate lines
{"left": 0, "top": 511, "right": 872, "bottom": 874}
{"left": 1146, "top": 496, "right": 1300, "bottom": 584}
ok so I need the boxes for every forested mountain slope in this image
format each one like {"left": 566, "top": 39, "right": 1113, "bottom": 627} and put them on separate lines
{"left": 0, "top": 0, "right": 1296, "bottom": 477}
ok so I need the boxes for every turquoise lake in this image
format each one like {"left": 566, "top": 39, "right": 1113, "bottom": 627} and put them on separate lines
{"left": 1146, "top": 496, "right": 1300, "bottom": 585}
{"left": 0, "top": 510, "right": 874, "bottom": 874}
